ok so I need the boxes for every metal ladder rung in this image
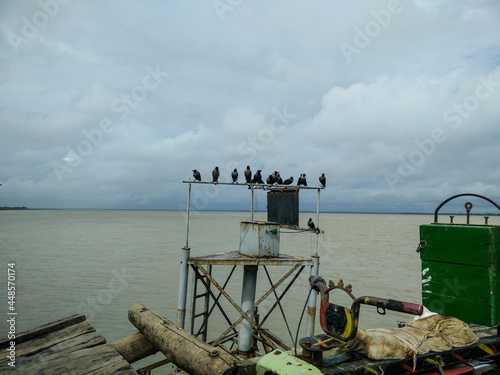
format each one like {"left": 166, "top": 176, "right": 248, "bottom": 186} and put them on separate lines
{"left": 194, "top": 311, "right": 209, "bottom": 319}
{"left": 190, "top": 265, "right": 212, "bottom": 341}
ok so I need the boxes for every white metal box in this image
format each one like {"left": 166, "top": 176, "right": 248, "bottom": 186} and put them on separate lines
{"left": 239, "top": 221, "right": 280, "bottom": 257}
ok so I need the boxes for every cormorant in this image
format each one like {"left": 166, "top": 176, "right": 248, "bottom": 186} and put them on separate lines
{"left": 231, "top": 168, "right": 238, "bottom": 183}
{"left": 319, "top": 173, "right": 326, "bottom": 188}
{"left": 212, "top": 166, "right": 220, "bottom": 183}
{"left": 244, "top": 166, "right": 252, "bottom": 183}
{"left": 192, "top": 170, "right": 201, "bottom": 181}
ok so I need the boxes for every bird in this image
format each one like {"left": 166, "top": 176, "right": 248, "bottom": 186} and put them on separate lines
{"left": 212, "top": 166, "right": 220, "bottom": 183}
{"left": 272, "top": 171, "right": 280, "bottom": 184}
{"left": 319, "top": 173, "right": 326, "bottom": 188}
{"left": 277, "top": 176, "right": 283, "bottom": 184}
{"left": 308, "top": 218, "right": 315, "bottom": 229}
{"left": 297, "top": 174, "right": 307, "bottom": 186}
{"left": 192, "top": 169, "right": 201, "bottom": 181}
{"left": 283, "top": 176, "right": 294, "bottom": 185}
{"left": 244, "top": 166, "right": 252, "bottom": 183}
{"left": 231, "top": 168, "right": 238, "bottom": 183}
{"left": 266, "top": 171, "right": 279, "bottom": 185}
{"left": 252, "top": 170, "right": 264, "bottom": 184}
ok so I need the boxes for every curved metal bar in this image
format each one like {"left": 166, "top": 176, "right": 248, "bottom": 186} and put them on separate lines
{"left": 433, "top": 193, "right": 500, "bottom": 223}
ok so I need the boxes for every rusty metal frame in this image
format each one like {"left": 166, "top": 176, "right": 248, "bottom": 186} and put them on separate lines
{"left": 190, "top": 264, "right": 238, "bottom": 339}
{"left": 258, "top": 265, "right": 304, "bottom": 346}
{"left": 191, "top": 261, "right": 304, "bottom": 351}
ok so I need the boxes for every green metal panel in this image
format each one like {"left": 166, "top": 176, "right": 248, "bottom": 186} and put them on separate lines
{"left": 420, "top": 224, "right": 492, "bottom": 266}
{"left": 419, "top": 223, "right": 500, "bottom": 326}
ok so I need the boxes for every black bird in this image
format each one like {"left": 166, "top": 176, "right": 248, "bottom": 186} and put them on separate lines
{"left": 212, "top": 166, "right": 220, "bottom": 183}
{"left": 319, "top": 173, "right": 326, "bottom": 188}
{"left": 192, "top": 169, "right": 201, "bottom": 181}
{"left": 266, "top": 171, "right": 279, "bottom": 185}
{"left": 297, "top": 174, "right": 307, "bottom": 186}
{"left": 308, "top": 218, "right": 315, "bottom": 229}
{"left": 252, "top": 170, "right": 264, "bottom": 184}
{"left": 283, "top": 176, "right": 293, "bottom": 185}
{"left": 277, "top": 176, "right": 283, "bottom": 184}
{"left": 231, "top": 168, "right": 238, "bottom": 183}
{"left": 244, "top": 166, "right": 252, "bottom": 183}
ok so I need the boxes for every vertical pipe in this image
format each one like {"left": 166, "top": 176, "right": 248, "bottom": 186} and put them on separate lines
{"left": 314, "top": 188, "right": 320, "bottom": 256}
{"left": 306, "top": 255, "right": 319, "bottom": 337}
{"left": 251, "top": 187, "right": 254, "bottom": 221}
{"left": 238, "top": 265, "right": 258, "bottom": 357}
{"left": 185, "top": 183, "right": 191, "bottom": 248}
{"left": 177, "top": 183, "right": 192, "bottom": 330}
{"left": 306, "top": 188, "right": 321, "bottom": 336}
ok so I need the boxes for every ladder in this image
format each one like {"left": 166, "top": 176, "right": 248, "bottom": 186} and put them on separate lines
{"left": 190, "top": 264, "right": 212, "bottom": 342}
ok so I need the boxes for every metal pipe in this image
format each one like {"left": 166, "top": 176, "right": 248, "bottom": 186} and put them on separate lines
{"left": 185, "top": 183, "right": 191, "bottom": 248}
{"left": 306, "top": 255, "right": 320, "bottom": 337}
{"left": 177, "top": 247, "right": 190, "bottom": 330}
{"left": 177, "top": 183, "right": 192, "bottom": 330}
{"left": 315, "top": 188, "right": 320, "bottom": 256}
{"left": 238, "top": 265, "right": 258, "bottom": 357}
{"left": 251, "top": 187, "right": 254, "bottom": 221}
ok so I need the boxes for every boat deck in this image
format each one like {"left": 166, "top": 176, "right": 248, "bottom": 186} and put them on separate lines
{"left": 0, "top": 314, "right": 137, "bottom": 375}
{"left": 316, "top": 327, "right": 500, "bottom": 374}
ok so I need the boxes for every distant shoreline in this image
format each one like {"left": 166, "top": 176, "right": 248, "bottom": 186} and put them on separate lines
{"left": 0, "top": 207, "right": 498, "bottom": 216}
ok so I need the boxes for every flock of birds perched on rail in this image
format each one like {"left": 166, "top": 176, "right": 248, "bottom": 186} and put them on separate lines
{"left": 191, "top": 166, "right": 326, "bottom": 188}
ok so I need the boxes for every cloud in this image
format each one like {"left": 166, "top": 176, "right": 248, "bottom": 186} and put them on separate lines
{"left": 0, "top": 1, "right": 499, "bottom": 212}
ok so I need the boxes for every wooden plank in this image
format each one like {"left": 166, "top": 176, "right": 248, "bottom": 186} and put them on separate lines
{"left": 0, "top": 321, "right": 96, "bottom": 362}
{"left": 81, "top": 354, "right": 138, "bottom": 375}
{"left": 8, "top": 344, "right": 130, "bottom": 375}
{"left": 0, "top": 331, "right": 105, "bottom": 373}
{"left": 0, "top": 314, "right": 86, "bottom": 349}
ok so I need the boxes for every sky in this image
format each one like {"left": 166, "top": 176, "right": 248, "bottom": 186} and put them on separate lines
{"left": 1, "top": 0, "right": 499, "bottom": 213}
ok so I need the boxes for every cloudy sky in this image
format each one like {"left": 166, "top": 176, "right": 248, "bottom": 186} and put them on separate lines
{"left": 1, "top": 1, "right": 499, "bottom": 213}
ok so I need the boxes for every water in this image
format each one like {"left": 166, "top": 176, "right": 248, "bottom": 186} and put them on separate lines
{"left": 1, "top": 209, "right": 498, "bottom": 373}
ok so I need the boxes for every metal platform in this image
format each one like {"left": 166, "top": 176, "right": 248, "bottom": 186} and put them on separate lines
{"left": 188, "top": 251, "right": 313, "bottom": 266}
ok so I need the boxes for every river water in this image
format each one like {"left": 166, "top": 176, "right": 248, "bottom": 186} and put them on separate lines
{"left": 1, "top": 209, "right": 498, "bottom": 373}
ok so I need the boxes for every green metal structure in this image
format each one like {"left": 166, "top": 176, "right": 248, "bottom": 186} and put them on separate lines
{"left": 419, "top": 194, "right": 500, "bottom": 326}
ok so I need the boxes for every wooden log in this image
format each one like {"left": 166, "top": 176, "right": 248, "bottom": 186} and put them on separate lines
{"left": 110, "top": 332, "right": 159, "bottom": 364}
{"left": 128, "top": 304, "right": 246, "bottom": 375}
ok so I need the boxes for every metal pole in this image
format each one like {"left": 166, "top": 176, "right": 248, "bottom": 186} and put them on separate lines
{"left": 177, "top": 183, "right": 192, "bottom": 330}
{"left": 315, "top": 188, "right": 320, "bottom": 256}
{"left": 251, "top": 187, "right": 254, "bottom": 221}
{"left": 238, "top": 265, "right": 258, "bottom": 358}
{"left": 306, "top": 188, "right": 321, "bottom": 336}
{"left": 306, "top": 255, "right": 319, "bottom": 337}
